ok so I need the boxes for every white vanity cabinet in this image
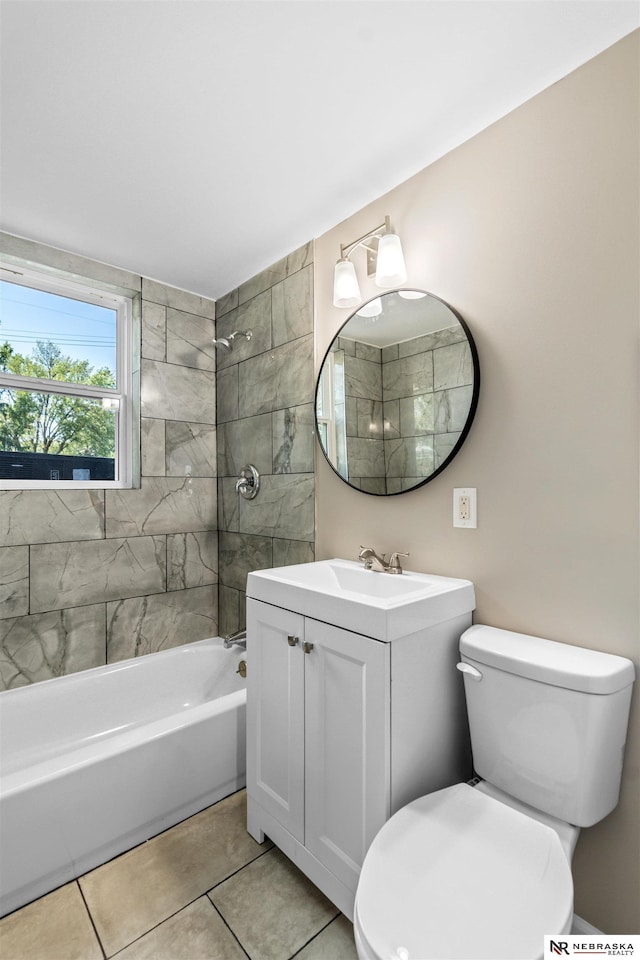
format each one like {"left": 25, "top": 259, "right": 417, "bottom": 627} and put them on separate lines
{"left": 246, "top": 569, "right": 474, "bottom": 921}
{"left": 246, "top": 599, "right": 390, "bottom": 909}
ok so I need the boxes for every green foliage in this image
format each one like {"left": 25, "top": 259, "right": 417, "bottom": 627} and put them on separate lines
{"left": 0, "top": 341, "right": 12, "bottom": 371}
{"left": 0, "top": 341, "right": 117, "bottom": 457}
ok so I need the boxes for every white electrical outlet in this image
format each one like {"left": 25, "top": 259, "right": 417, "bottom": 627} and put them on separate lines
{"left": 453, "top": 488, "right": 477, "bottom": 528}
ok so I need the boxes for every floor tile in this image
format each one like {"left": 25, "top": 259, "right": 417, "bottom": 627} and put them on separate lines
{"left": 294, "top": 915, "right": 358, "bottom": 960}
{"left": 80, "top": 789, "right": 268, "bottom": 957}
{"left": 209, "top": 847, "right": 339, "bottom": 960}
{"left": 0, "top": 882, "right": 102, "bottom": 960}
{"left": 115, "top": 896, "right": 247, "bottom": 960}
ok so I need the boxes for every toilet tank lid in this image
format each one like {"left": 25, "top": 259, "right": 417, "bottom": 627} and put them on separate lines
{"left": 460, "top": 625, "right": 636, "bottom": 694}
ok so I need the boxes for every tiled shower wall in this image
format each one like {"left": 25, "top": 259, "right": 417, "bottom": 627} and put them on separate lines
{"left": 337, "top": 329, "right": 474, "bottom": 494}
{"left": 215, "top": 242, "right": 315, "bottom": 636}
{"left": 0, "top": 233, "right": 218, "bottom": 689}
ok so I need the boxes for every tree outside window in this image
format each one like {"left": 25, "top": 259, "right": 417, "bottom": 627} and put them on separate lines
{"left": 0, "top": 340, "right": 116, "bottom": 457}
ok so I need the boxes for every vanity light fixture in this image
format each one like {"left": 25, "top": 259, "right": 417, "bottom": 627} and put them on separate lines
{"left": 333, "top": 215, "right": 407, "bottom": 308}
{"left": 333, "top": 258, "right": 361, "bottom": 309}
{"left": 375, "top": 231, "right": 407, "bottom": 288}
{"left": 398, "top": 290, "right": 427, "bottom": 300}
{"left": 356, "top": 297, "right": 383, "bottom": 318}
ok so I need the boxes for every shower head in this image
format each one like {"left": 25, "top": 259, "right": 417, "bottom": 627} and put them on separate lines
{"left": 212, "top": 329, "right": 253, "bottom": 353}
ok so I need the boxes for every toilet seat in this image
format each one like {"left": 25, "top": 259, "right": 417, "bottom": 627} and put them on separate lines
{"left": 354, "top": 783, "right": 573, "bottom": 960}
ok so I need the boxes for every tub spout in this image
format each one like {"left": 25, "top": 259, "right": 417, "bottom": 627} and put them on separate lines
{"left": 224, "top": 629, "right": 246, "bottom": 649}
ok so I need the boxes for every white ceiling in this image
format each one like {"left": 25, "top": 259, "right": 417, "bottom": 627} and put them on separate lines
{"left": 1, "top": 1, "right": 638, "bottom": 301}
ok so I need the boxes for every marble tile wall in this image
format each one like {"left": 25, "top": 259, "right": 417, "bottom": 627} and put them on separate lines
{"left": 0, "top": 233, "right": 218, "bottom": 689}
{"left": 381, "top": 329, "right": 473, "bottom": 491}
{"left": 341, "top": 338, "right": 385, "bottom": 493}
{"left": 336, "top": 327, "right": 473, "bottom": 494}
{"left": 216, "top": 243, "right": 315, "bottom": 636}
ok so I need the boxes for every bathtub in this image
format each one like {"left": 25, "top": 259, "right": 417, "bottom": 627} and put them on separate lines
{"left": 0, "top": 637, "right": 247, "bottom": 918}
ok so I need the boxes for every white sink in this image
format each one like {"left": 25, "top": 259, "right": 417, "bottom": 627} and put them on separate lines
{"left": 246, "top": 559, "right": 475, "bottom": 641}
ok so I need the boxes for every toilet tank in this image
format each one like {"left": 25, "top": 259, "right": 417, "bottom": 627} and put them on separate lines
{"left": 459, "top": 625, "right": 635, "bottom": 827}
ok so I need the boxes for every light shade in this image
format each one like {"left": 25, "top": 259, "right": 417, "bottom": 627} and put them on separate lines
{"left": 357, "top": 297, "right": 382, "bottom": 318}
{"left": 333, "top": 258, "right": 361, "bottom": 308}
{"left": 375, "top": 233, "right": 407, "bottom": 287}
{"left": 398, "top": 290, "right": 427, "bottom": 300}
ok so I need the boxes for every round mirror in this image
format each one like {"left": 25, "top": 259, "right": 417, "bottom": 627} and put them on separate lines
{"left": 315, "top": 290, "right": 479, "bottom": 495}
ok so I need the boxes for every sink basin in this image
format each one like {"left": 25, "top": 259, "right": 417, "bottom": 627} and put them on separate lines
{"left": 246, "top": 559, "right": 475, "bottom": 641}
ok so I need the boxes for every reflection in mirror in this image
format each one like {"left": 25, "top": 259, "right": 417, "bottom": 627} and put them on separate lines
{"left": 315, "top": 290, "right": 479, "bottom": 495}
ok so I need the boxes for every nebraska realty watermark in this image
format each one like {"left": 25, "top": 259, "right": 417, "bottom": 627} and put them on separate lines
{"left": 544, "top": 936, "right": 639, "bottom": 957}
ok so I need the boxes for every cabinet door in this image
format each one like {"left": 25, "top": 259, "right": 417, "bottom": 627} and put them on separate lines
{"left": 246, "top": 599, "right": 305, "bottom": 842}
{"left": 304, "top": 619, "right": 390, "bottom": 891}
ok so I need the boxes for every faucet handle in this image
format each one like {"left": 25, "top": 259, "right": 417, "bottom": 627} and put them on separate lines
{"left": 388, "top": 551, "right": 409, "bottom": 574}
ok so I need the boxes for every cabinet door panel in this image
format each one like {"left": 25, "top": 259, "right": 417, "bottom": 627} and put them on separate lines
{"left": 246, "top": 599, "right": 305, "bottom": 841}
{"left": 304, "top": 620, "right": 390, "bottom": 891}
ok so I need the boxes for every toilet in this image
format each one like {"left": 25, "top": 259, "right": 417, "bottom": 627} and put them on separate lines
{"left": 354, "top": 624, "right": 635, "bottom": 960}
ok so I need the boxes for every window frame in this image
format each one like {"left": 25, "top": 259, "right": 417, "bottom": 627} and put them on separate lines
{"left": 0, "top": 262, "right": 136, "bottom": 489}
{"left": 316, "top": 349, "right": 347, "bottom": 477}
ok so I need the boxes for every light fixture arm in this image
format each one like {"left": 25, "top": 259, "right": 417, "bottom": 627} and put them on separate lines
{"left": 340, "top": 216, "right": 391, "bottom": 261}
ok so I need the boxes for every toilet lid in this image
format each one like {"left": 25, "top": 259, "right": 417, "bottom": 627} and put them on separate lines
{"left": 355, "top": 783, "right": 573, "bottom": 960}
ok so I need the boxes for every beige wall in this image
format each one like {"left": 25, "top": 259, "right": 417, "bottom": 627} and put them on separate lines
{"left": 314, "top": 33, "right": 639, "bottom": 933}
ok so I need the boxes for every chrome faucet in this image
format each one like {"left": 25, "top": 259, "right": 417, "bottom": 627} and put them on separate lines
{"left": 223, "top": 628, "right": 247, "bottom": 649}
{"left": 357, "top": 546, "right": 409, "bottom": 575}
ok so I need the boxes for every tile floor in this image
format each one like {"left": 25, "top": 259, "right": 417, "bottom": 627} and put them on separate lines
{"left": 0, "top": 789, "right": 358, "bottom": 960}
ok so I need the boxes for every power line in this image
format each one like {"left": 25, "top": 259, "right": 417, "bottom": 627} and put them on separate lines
{"left": 1, "top": 327, "right": 114, "bottom": 341}
{"left": 1, "top": 334, "right": 115, "bottom": 349}
{"left": 3, "top": 340, "right": 114, "bottom": 349}
{"left": 0, "top": 291, "right": 116, "bottom": 326}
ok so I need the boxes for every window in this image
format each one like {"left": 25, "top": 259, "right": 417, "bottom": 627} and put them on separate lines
{"left": 0, "top": 263, "right": 137, "bottom": 488}
{"left": 316, "top": 348, "right": 348, "bottom": 480}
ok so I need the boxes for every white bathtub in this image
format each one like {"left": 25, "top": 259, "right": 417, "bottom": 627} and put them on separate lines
{"left": 0, "top": 637, "right": 247, "bottom": 917}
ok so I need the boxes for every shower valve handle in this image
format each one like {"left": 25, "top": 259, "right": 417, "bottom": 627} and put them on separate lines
{"left": 235, "top": 464, "right": 260, "bottom": 499}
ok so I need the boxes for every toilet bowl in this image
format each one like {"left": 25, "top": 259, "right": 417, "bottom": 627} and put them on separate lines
{"left": 353, "top": 783, "right": 574, "bottom": 960}
{"left": 354, "top": 625, "right": 635, "bottom": 960}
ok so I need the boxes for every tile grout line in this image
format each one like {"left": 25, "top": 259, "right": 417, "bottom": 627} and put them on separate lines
{"left": 205, "top": 846, "right": 344, "bottom": 960}
{"left": 205, "top": 842, "right": 276, "bottom": 897}
{"left": 76, "top": 880, "right": 108, "bottom": 960}
{"left": 103, "top": 896, "right": 206, "bottom": 960}
{"left": 104, "top": 846, "right": 274, "bottom": 960}
{"left": 288, "top": 913, "right": 342, "bottom": 960}
{"left": 207, "top": 899, "right": 252, "bottom": 960}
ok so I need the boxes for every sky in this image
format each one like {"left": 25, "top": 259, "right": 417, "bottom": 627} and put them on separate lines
{"left": 0, "top": 279, "right": 117, "bottom": 377}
